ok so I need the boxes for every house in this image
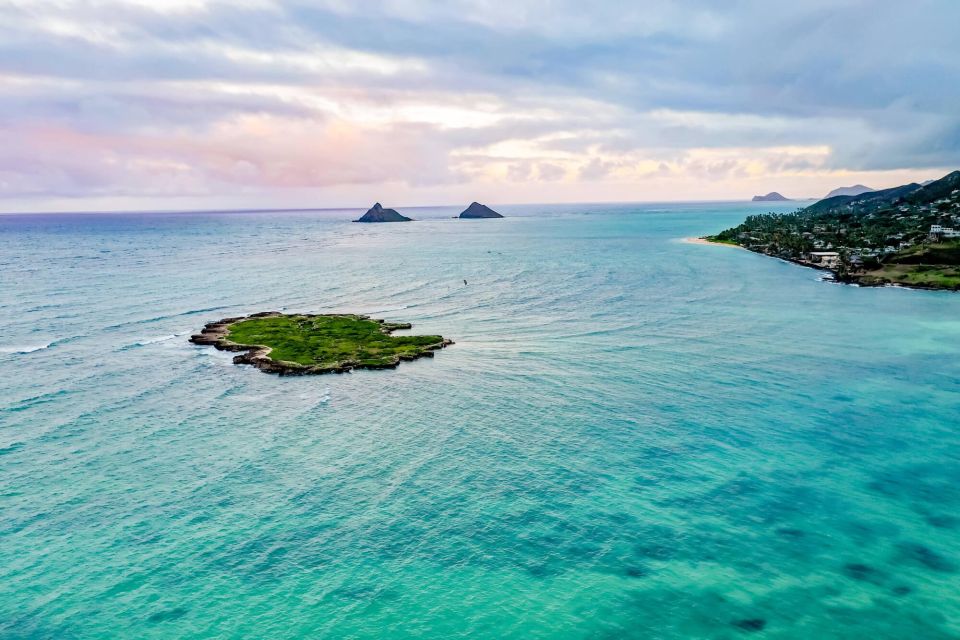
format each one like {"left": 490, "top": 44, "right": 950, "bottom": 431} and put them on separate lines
{"left": 930, "top": 225, "right": 960, "bottom": 239}
{"left": 808, "top": 251, "right": 841, "bottom": 268}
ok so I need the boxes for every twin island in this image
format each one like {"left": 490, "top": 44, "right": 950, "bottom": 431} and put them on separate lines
{"left": 190, "top": 312, "right": 452, "bottom": 375}
{"left": 355, "top": 201, "right": 503, "bottom": 222}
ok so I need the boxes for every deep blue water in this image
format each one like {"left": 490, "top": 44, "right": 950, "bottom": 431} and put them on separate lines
{"left": 2, "top": 202, "right": 959, "bottom": 638}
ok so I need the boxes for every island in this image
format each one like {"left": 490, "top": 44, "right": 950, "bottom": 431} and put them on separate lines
{"left": 459, "top": 202, "right": 503, "bottom": 219}
{"left": 702, "top": 170, "right": 960, "bottom": 290}
{"left": 189, "top": 312, "right": 452, "bottom": 375}
{"left": 825, "top": 184, "right": 874, "bottom": 199}
{"left": 752, "top": 192, "right": 790, "bottom": 202}
{"left": 355, "top": 203, "right": 412, "bottom": 223}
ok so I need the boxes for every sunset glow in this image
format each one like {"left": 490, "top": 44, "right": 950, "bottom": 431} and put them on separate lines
{"left": 2, "top": 1, "right": 958, "bottom": 210}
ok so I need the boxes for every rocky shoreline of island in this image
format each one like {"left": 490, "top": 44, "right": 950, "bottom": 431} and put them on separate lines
{"left": 189, "top": 311, "right": 453, "bottom": 375}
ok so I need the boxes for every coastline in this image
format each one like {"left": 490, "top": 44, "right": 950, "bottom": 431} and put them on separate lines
{"left": 682, "top": 236, "right": 748, "bottom": 250}
{"left": 689, "top": 239, "right": 959, "bottom": 291}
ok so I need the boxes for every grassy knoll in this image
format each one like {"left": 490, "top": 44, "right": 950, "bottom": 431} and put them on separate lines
{"left": 858, "top": 264, "right": 960, "bottom": 289}
{"left": 888, "top": 241, "right": 960, "bottom": 266}
{"left": 853, "top": 241, "right": 960, "bottom": 289}
{"left": 226, "top": 314, "right": 448, "bottom": 369}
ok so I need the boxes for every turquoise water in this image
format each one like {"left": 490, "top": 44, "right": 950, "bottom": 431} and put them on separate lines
{"left": 2, "top": 202, "right": 960, "bottom": 639}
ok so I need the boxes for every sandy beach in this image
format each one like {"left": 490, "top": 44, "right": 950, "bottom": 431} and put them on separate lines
{"left": 682, "top": 236, "right": 748, "bottom": 249}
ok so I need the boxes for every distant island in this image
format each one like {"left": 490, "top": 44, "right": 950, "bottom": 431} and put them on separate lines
{"left": 355, "top": 203, "right": 411, "bottom": 223}
{"left": 189, "top": 312, "right": 452, "bottom": 375}
{"left": 702, "top": 170, "right": 960, "bottom": 290}
{"left": 459, "top": 202, "right": 503, "bottom": 219}
{"left": 752, "top": 192, "right": 790, "bottom": 202}
{"left": 825, "top": 184, "right": 874, "bottom": 199}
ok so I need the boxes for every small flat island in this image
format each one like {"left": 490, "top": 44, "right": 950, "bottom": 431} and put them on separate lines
{"left": 190, "top": 312, "right": 452, "bottom": 375}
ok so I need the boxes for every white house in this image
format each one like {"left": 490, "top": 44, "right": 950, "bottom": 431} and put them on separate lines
{"left": 931, "top": 224, "right": 960, "bottom": 239}
{"left": 808, "top": 251, "right": 841, "bottom": 268}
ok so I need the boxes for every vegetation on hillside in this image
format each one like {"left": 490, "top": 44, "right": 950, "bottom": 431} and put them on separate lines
{"left": 706, "top": 171, "right": 960, "bottom": 289}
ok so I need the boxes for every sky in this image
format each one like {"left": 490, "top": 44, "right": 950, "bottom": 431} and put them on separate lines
{"left": 2, "top": 0, "right": 960, "bottom": 212}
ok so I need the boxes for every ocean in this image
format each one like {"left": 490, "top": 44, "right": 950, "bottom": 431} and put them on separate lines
{"left": 2, "top": 202, "right": 959, "bottom": 638}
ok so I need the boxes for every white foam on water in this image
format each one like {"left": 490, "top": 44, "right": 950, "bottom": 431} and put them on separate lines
{"left": 0, "top": 342, "right": 53, "bottom": 354}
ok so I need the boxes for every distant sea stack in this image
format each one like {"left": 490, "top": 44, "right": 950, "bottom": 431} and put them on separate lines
{"left": 752, "top": 192, "right": 790, "bottom": 202}
{"left": 459, "top": 202, "right": 503, "bottom": 219}
{"left": 825, "top": 184, "right": 874, "bottom": 198}
{"left": 355, "top": 203, "right": 412, "bottom": 223}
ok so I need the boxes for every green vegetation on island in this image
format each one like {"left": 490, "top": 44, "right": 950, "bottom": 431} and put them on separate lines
{"left": 190, "top": 312, "right": 452, "bottom": 375}
{"left": 707, "top": 170, "right": 960, "bottom": 290}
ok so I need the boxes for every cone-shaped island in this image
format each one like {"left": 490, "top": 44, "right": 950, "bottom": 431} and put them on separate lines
{"left": 459, "top": 202, "right": 503, "bottom": 218}
{"left": 355, "top": 203, "right": 411, "bottom": 222}
{"left": 190, "top": 312, "right": 452, "bottom": 375}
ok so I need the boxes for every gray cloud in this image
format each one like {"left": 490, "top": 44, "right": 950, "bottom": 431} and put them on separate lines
{"left": 537, "top": 163, "right": 566, "bottom": 181}
{"left": 579, "top": 158, "right": 618, "bottom": 181}
{"left": 506, "top": 161, "right": 533, "bottom": 182}
{"left": 1, "top": 0, "right": 959, "bottom": 203}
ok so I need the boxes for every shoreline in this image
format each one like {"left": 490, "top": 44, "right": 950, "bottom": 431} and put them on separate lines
{"left": 189, "top": 312, "right": 453, "bottom": 375}
{"left": 689, "top": 239, "right": 959, "bottom": 291}
{"left": 682, "top": 236, "right": 748, "bottom": 250}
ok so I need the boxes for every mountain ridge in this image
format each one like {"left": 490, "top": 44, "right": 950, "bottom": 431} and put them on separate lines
{"left": 825, "top": 184, "right": 874, "bottom": 198}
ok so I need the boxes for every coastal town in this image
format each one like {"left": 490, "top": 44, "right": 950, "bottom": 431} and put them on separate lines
{"left": 707, "top": 171, "right": 960, "bottom": 289}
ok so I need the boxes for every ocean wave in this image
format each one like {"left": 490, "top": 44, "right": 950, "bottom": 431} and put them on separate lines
{"left": 0, "top": 342, "right": 54, "bottom": 354}
{"left": 4, "top": 388, "right": 71, "bottom": 413}
{"left": 103, "top": 306, "right": 228, "bottom": 330}
{"left": 0, "top": 441, "right": 24, "bottom": 456}
{"left": 118, "top": 330, "right": 191, "bottom": 351}
{"left": 3, "top": 334, "right": 86, "bottom": 354}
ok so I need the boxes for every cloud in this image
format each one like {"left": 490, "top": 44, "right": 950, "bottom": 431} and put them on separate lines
{"left": 506, "top": 161, "right": 532, "bottom": 181}
{"left": 537, "top": 163, "right": 566, "bottom": 181}
{"left": 0, "top": 0, "right": 958, "bottom": 208}
{"left": 579, "top": 158, "right": 620, "bottom": 181}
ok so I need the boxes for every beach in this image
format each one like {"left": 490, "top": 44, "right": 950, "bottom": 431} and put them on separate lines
{"left": 682, "top": 236, "right": 748, "bottom": 249}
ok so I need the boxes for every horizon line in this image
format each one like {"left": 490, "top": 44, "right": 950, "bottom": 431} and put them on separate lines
{"left": 0, "top": 197, "right": 817, "bottom": 217}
